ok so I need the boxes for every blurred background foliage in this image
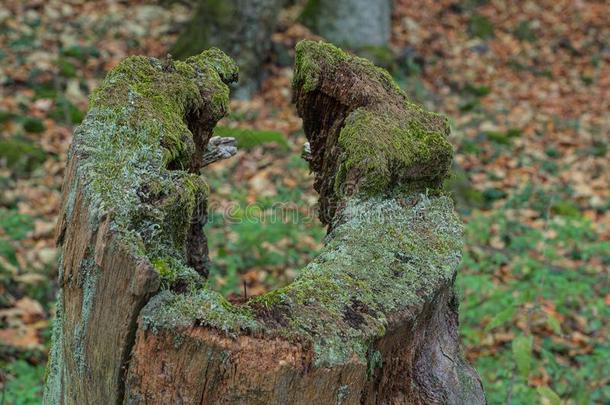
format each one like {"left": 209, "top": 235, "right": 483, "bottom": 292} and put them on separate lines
{"left": 0, "top": 0, "right": 608, "bottom": 403}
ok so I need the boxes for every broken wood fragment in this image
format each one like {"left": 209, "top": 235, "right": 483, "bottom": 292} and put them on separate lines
{"left": 201, "top": 136, "right": 237, "bottom": 166}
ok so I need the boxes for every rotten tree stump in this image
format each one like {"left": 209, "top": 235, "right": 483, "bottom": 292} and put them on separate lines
{"left": 44, "top": 41, "right": 485, "bottom": 404}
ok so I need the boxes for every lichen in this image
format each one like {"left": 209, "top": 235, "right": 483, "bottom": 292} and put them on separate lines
{"left": 73, "top": 256, "right": 100, "bottom": 376}
{"left": 43, "top": 257, "right": 65, "bottom": 404}
{"left": 336, "top": 384, "right": 350, "bottom": 405}
{"left": 367, "top": 350, "right": 383, "bottom": 378}
{"left": 257, "top": 195, "right": 463, "bottom": 367}
{"left": 141, "top": 289, "right": 260, "bottom": 335}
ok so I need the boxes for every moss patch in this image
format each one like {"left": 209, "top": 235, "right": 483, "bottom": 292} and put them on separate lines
{"left": 294, "top": 40, "right": 401, "bottom": 96}
{"left": 141, "top": 289, "right": 259, "bottom": 336}
{"left": 257, "top": 195, "right": 462, "bottom": 367}
{"left": 337, "top": 108, "right": 453, "bottom": 195}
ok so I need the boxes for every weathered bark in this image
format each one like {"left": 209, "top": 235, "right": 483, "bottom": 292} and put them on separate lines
{"left": 171, "top": 0, "right": 286, "bottom": 99}
{"left": 45, "top": 41, "right": 485, "bottom": 404}
{"left": 301, "top": 0, "right": 391, "bottom": 48}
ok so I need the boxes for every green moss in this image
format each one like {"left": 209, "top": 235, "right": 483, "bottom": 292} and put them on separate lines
{"left": 336, "top": 108, "right": 453, "bottom": 195}
{"left": 248, "top": 286, "right": 289, "bottom": 309}
{"left": 142, "top": 289, "right": 259, "bottom": 335}
{"left": 293, "top": 40, "right": 401, "bottom": 96}
{"left": 293, "top": 41, "right": 453, "bottom": 197}
{"left": 257, "top": 195, "right": 463, "bottom": 367}
{"left": 151, "top": 257, "right": 172, "bottom": 279}
{"left": 149, "top": 254, "right": 203, "bottom": 288}
{"left": 88, "top": 50, "right": 237, "bottom": 168}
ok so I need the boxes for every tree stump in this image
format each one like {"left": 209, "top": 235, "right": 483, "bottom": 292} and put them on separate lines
{"left": 44, "top": 42, "right": 485, "bottom": 404}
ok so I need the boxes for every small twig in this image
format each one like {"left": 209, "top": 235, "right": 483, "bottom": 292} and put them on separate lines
{"left": 242, "top": 281, "right": 248, "bottom": 300}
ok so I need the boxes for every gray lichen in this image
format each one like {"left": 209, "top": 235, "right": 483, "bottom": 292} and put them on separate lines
{"left": 141, "top": 289, "right": 260, "bottom": 336}
{"left": 43, "top": 256, "right": 65, "bottom": 404}
{"left": 73, "top": 256, "right": 100, "bottom": 376}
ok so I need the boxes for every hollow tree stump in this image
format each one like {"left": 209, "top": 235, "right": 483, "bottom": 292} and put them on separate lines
{"left": 44, "top": 42, "right": 485, "bottom": 404}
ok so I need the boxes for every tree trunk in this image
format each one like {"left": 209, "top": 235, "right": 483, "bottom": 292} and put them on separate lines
{"left": 44, "top": 42, "right": 485, "bottom": 404}
{"left": 300, "top": 0, "right": 391, "bottom": 49}
{"left": 171, "top": 0, "right": 286, "bottom": 99}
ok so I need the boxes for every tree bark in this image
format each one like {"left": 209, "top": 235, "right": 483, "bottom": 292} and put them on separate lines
{"left": 301, "top": 0, "right": 391, "bottom": 49}
{"left": 45, "top": 42, "right": 485, "bottom": 404}
{"left": 171, "top": 0, "right": 286, "bottom": 99}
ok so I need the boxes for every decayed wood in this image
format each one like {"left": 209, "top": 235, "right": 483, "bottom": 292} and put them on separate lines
{"left": 45, "top": 41, "right": 485, "bottom": 404}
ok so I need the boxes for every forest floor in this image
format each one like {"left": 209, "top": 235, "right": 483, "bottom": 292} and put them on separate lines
{"left": 0, "top": 0, "right": 608, "bottom": 403}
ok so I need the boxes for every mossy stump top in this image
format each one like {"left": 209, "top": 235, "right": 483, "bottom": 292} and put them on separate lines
{"left": 293, "top": 40, "right": 453, "bottom": 225}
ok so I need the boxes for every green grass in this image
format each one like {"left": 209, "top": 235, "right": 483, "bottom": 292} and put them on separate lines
{"left": 214, "top": 126, "right": 289, "bottom": 151}
{"left": 0, "top": 359, "right": 45, "bottom": 404}
{"left": 458, "top": 185, "right": 610, "bottom": 404}
{"left": 205, "top": 156, "right": 324, "bottom": 295}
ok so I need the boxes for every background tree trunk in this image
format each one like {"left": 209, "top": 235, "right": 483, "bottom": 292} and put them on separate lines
{"left": 44, "top": 42, "right": 485, "bottom": 404}
{"left": 300, "top": 0, "right": 391, "bottom": 49}
{"left": 171, "top": 0, "right": 286, "bottom": 99}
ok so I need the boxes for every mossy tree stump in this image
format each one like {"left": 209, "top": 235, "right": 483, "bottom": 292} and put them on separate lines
{"left": 45, "top": 41, "right": 485, "bottom": 404}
